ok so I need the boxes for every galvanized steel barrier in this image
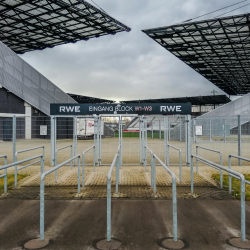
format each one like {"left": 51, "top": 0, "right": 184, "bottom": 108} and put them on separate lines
{"left": 0, "top": 155, "right": 7, "bottom": 193}
{"left": 40, "top": 154, "right": 81, "bottom": 241}
{"left": 107, "top": 145, "right": 121, "bottom": 242}
{"left": 15, "top": 146, "right": 45, "bottom": 188}
{"left": 82, "top": 145, "right": 95, "bottom": 188}
{"left": 228, "top": 155, "right": 250, "bottom": 194}
{"left": 145, "top": 146, "right": 156, "bottom": 194}
{"left": 55, "top": 145, "right": 73, "bottom": 182}
{"left": 0, "top": 154, "right": 44, "bottom": 193}
{"left": 191, "top": 154, "right": 248, "bottom": 242}
{"left": 167, "top": 144, "right": 182, "bottom": 183}
{"left": 196, "top": 145, "right": 223, "bottom": 188}
{"left": 145, "top": 145, "right": 178, "bottom": 242}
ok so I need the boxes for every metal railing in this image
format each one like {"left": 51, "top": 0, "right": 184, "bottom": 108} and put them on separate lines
{"left": 145, "top": 146, "right": 178, "bottom": 242}
{"left": 191, "top": 154, "right": 248, "bottom": 242}
{"left": 15, "top": 146, "right": 45, "bottom": 188}
{"left": 0, "top": 155, "right": 7, "bottom": 194}
{"left": 107, "top": 145, "right": 121, "bottom": 242}
{"left": 55, "top": 145, "right": 73, "bottom": 183}
{"left": 196, "top": 145, "right": 223, "bottom": 189}
{"left": 167, "top": 144, "right": 182, "bottom": 183}
{"left": 0, "top": 155, "right": 44, "bottom": 193}
{"left": 145, "top": 146, "right": 156, "bottom": 194}
{"left": 82, "top": 145, "right": 95, "bottom": 188}
{"left": 40, "top": 154, "right": 81, "bottom": 241}
{"left": 229, "top": 155, "right": 250, "bottom": 194}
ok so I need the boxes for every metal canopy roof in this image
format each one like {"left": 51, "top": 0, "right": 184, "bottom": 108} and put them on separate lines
{"left": 120, "top": 95, "right": 231, "bottom": 106}
{"left": 0, "top": 0, "right": 131, "bottom": 54}
{"left": 143, "top": 13, "right": 250, "bottom": 95}
{"left": 67, "top": 93, "right": 115, "bottom": 104}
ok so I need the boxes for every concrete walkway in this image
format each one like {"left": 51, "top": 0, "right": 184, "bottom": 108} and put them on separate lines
{"left": 0, "top": 165, "right": 250, "bottom": 250}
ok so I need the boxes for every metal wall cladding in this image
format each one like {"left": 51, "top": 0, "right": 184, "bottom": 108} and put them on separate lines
{"left": 0, "top": 41, "right": 77, "bottom": 116}
{"left": 200, "top": 93, "right": 250, "bottom": 118}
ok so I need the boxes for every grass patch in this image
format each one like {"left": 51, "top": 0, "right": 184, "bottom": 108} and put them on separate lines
{"left": 212, "top": 174, "right": 250, "bottom": 201}
{"left": 0, "top": 174, "right": 28, "bottom": 193}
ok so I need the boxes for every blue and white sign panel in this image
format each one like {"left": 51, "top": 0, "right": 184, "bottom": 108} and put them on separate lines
{"left": 50, "top": 103, "right": 191, "bottom": 115}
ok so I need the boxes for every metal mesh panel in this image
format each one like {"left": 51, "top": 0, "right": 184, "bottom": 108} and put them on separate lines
{"left": 0, "top": 41, "right": 77, "bottom": 116}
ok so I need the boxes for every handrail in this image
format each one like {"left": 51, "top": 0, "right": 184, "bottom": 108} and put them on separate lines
{"left": 229, "top": 155, "right": 250, "bottom": 193}
{"left": 191, "top": 154, "right": 247, "bottom": 242}
{"left": 0, "top": 154, "right": 44, "bottom": 193}
{"left": 145, "top": 145, "right": 178, "bottom": 242}
{"left": 107, "top": 144, "right": 121, "bottom": 242}
{"left": 40, "top": 154, "right": 81, "bottom": 241}
{"left": 82, "top": 145, "right": 95, "bottom": 188}
{"left": 55, "top": 145, "right": 73, "bottom": 183}
{"left": 0, "top": 155, "right": 7, "bottom": 194}
{"left": 196, "top": 145, "right": 223, "bottom": 188}
{"left": 167, "top": 144, "right": 182, "bottom": 183}
{"left": 15, "top": 146, "right": 45, "bottom": 188}
{"left": 145, "top": 146, "right": 156, "bottom": 193}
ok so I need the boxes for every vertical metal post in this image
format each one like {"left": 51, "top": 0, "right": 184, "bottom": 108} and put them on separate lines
{"left": 167, "top": 145, "right": 170, "bottom": 167}
{"left": 151, "top": 122, "right": 153, "bottom": 139}
{"left": 70, "top": 146, "right": 73, "bottom": 170}
{"left": 209, "top": 119, "right": 212, "bottom": 142}
{"left": 116, "top": 156, "right": 119, "bottom": 194}
{"left": 193, "top": 119, "right": 196, "bottom": 143}
{"left": 50, "top": 116, "right": 55, "bottom": 166}
{"left": 13, "top": 116, "right": 17, "bottom": 188}
{"left": 144, "top": 117, "right": 147, "bottom": 171}
{"left": 179, "top": 150, "right": 182, "bottom": 183}
{"left": 241, "top": 178, "right": 246, "bottom": 242}
{"left": 78, "top": 156, "right": 80, "bottom": 194}
{"left": 238, "top": 115, "right": 242, "bottom": 166}
{"left": 107, "top": 177, "right": 111, "bottom": 241}
{"left": 40, "top": 177, "right": 45, "bottom": 241}
{"left": 151, "top": 154, "right": 153, "bottom": 188}
{"left": 168, "top": 119, "right": 171, "bottom": 141}
{"left": 229, "top": 156, "right": 232, "bottom": 194}
{"left": 172, "top": 177, "right": 177, "bottom": 242}
{"left": 164, "top": 116, "right": 168, "bottom": 166}
{"left": 186, "top": 115, "right": 192, "bottom": 166}
{"left": 94, "top": 116, "right": 97, "bottom": 166}
{"left": 120, "top": 118, "right": 123, "bottom": 165}
{"left": 99, "top": 116, "right": 102, "bottom": 166}
{"left": 13, "top": 116, "right": 16, "bottom": 163}
{"left": 159, "top": 120, "right": 161, "bottom": 140}
{"left": 82, "top": 154, "right": 85, "bottom": 188}
{"left": 220, "top": 153, "right": 223, "bottom": 189}
{"left": 153, "top": 155, "right": 156, "bottom": 194}
{"left": 93, "top": 147, "right": 96, "bottom": 172}
{"left": 185, "top": 115, "right": 188, "bottom": 164}
{"left": 196, "top": 146, "right": 198, "bottom": 173}
{"left": 141, "top": 116, "right": 145, "bottom": 165}
{"left": 223, "top": 118, "right": 226, "bottom": 142}
{"left": 4, "top": 157, "right": 7, "bottom": 194}
{"left": 191, "top": 156, "right": 194, "bottom": 194}
{"left": 139, "top": 116, "right": 142, "bottom": 163}
{"left": 179, "top": 117, "right": 182, "bottom": 142}
{"left": 73, "top": 116, "right": 77, "bottom": 165}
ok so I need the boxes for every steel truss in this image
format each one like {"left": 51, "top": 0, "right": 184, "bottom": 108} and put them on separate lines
{"left": 0, "top": 0, "right": 131, "bottom": 53}
{"left": 143, "top": 13, "right": 250, "bottom": 95}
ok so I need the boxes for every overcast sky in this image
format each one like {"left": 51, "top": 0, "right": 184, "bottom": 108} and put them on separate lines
{"left": 20, "top": 0, "right": 250, "bottom": 103}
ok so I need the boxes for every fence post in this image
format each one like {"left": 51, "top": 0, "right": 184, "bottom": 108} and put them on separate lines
{"left": 193, "top": 119, "right": 196, "bottom": 143}
{"left": 179, "top": 117, "right": 182, "bottom": 142}
{"left": 120, "top": 118, "right": 123, "bottom": 165}
{"left": 164, "top": 116, "right": 168, "bottom": 165}
{"left": 78, "top": 156, "right": 80, "bottom": 194}
{"left": 12, "top": 115, "right": 16, "bottom": 163}
{"left": 40, "top": 176, "right": 45, "bottom": 241}
{"left": 209, "top": 119, "right": 212, "bottom": 142}
{"left": 238, "top": 115, "right": 242, "bottom": 166}
{"left": 186, "top": 115, "right": 192, "bottom": 166}
{"left": 50, "top": 116, "right": 55, "bottom": 166}
{"left": 73, "top": 116, "right": 77, "bottom": 165}
{"left": 116, "top": 155, "right": 119, "bottom": 194}
{"left": 151, "top": 122, "right": 153, "bottom": 139}
{"left": 159, "top": 120, "right": 161, "bottom": 140}
{"left": 223, "top": 118, "right": 226, "bottom": 142}
{"left": 82, "top": 153, "right": 85, "bottom": 188}
{"left": 107, "top": 176, "right": 112, "bottom": 241}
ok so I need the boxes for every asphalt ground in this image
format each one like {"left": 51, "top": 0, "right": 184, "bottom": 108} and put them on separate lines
{"left": 0, "top": 199, "right": 250, "bottom": 250}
